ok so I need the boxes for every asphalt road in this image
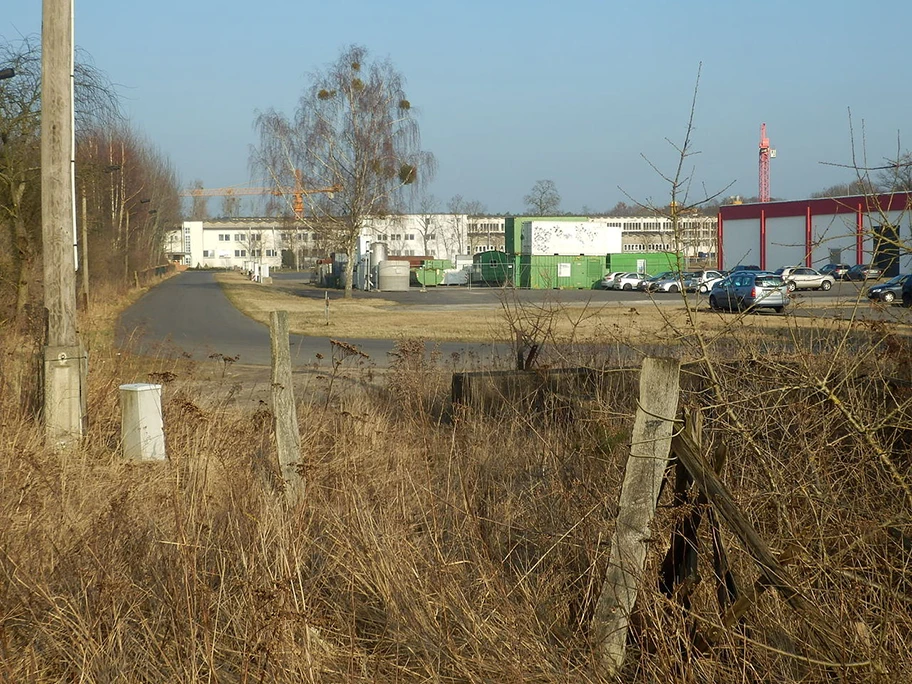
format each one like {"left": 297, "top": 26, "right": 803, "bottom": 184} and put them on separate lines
{"left": 117, "top": 271, "right": 510, "bottom": 368}
{"left": 117, "top": 271, "right": 911, "bottom": 369}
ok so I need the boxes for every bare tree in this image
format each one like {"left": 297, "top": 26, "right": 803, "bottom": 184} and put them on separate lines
{"left": 413, "top": 191, "right": 439, "bottom": 257}
{"left": 221, "top": 194, "right": 241, "bottom": 218}
{"left": 876, "top": 150, "right": 912, "bottom": 192}
{"left": 0, "top": 36, "right": 120, "bottom": 315}
{"left": 464, "top": 198, "right": 486, "bottom": 216}
{"left": 252, "top": 44, "right": 435, "bottom": 296}
{"left": 810, "top": 179, "right": 874, "bottom": 198}
{"left": 524, "top": 179, "right": 560, "bottom": 215}
{"left": 188, "top": 179, "right": 208, "bottom": 221}
{"left": 443, "top": 194, "right": 468, "bottom": 256}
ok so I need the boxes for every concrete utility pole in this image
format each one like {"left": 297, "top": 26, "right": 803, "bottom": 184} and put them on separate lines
{"left": 42, "top": 0, "right": 87, "bottom": 443}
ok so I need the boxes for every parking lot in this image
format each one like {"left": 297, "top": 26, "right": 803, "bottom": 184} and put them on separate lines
{"left": 270, "top": 272, "right": 896, "bottom": 315}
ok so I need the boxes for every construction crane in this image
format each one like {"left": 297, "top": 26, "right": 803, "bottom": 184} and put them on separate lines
{"left": 180, "top": 169, "right": 340, "bottom": 218}
{"left": 758, "top": 123, "right": 776, "bottom": 203}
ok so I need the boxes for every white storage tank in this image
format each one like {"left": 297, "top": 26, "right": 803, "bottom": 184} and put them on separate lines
{"left": 377, "top": 260, "right": 410, "bottom": 291}
{"left": 371, "top": 241, "right": 388, "bottom": 264}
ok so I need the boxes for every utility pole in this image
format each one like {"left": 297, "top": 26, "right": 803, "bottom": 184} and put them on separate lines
{"left": 42, "top": 0, "right": 87, "bottom": 443}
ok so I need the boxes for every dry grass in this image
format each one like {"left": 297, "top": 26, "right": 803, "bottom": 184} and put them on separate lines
{"left": 1, "top": 280, "right": 911, "bottom": 682}
{"left": 217, "top": 272, "right": 900, "bottom": 347}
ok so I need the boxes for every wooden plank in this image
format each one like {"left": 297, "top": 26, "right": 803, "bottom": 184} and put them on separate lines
{"left": 270, "top": 310, "right": 301, "bottom": 499}
{"left": 593, "top": 357, "right": 681, "bottom": 675}
{"left": 671, "top": 428, "right": 842, "bottom": 658}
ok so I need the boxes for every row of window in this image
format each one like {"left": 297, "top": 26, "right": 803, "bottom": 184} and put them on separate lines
{"left": 201, "top": 249, "right": 278, "bottom": 258}
{"left": 376, "top": 233, "right": 421, "bottom": 241}
{"left": 218, "top": 233, "right": 263, "bottom": 242}
{"left": 280, "top": 233, "right": 320, "bottom": 241}
{"left": 624, "top": 244, "right": 673, "bottom": 251}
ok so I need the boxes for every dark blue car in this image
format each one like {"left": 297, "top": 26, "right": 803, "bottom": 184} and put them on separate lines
{"left": 867, "top": 274, "right": 911, "bottom": 304}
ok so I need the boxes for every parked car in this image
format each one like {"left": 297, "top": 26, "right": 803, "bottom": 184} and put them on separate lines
{"left": 613, "top": 272, "right": 646, "bottom": 291}
{"left": 644, "top": 272, "right": 686, "bottom": 293}
{"left": 731, "top": 264, "right": 761, "bottom": 272}
{"left": 600, "top": 272, "right": 625, "bottom": 289}
{"left": 819, "top": 263, "right": 851, "bottom": 280}
{"left": 708, "top": 272, "right": 789, "bottom": 313}
{"left": 903, "top": 275, "right": 912, "bottom": 307}
{"left": 777, "top": 266, "right": 835, "bottom": 292}
{"left": 683, "top": 270, "right": 724, "bottom": 292}
{"left": 866, "top": 274, "right": 912, "bottom": 304}
{"left": 845, "top": 264, "right": 882, "bottom": 281}
{"left": 637, "top": 271, "right": 675, "bottom": 292}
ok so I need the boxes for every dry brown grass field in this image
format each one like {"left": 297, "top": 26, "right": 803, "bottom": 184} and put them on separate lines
{"left": 1, "top": 275, "right": 911, "bottom": 682}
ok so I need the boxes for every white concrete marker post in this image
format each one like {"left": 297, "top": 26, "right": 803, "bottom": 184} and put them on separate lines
{"left": 120, "top": 383, "right": 166, "bottom": 461}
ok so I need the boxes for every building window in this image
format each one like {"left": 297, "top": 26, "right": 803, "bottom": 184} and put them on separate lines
{"left": 392, "top": 234, "right": 402, "bottom": 241}
{"left": 202, "top": 250, "right": 212, "bottom": 257}
{"left": 405, "top": 233, "right": 415, "bottom": 241}
{"left": 219, "top": 234, "right": 230, "bottom": 241}
{"left": 311, "top": 233, "right": 318, "bottom": 240}
{"left": 265, "top": 249, "right": 277, "bottom": 257}
{"left": 235, "top": 249, "right": 246, "bottom": 257}
{"left": 234, "top": 233, "right": 244, "bottom": 241}
{"left": 251, "top": 249, "right": 261, "bottom": 257}
{"left": 251, "top": 234, "right": 262, "bottom": 242}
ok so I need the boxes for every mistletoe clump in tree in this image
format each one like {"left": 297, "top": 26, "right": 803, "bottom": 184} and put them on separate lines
{"left": 253, "top": 45, "right": 435, "bottom": 296}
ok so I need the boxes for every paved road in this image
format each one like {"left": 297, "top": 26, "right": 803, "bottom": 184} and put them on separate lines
{"left": 118, "top": 272, "right": 911, "bottom": 369}
{"left": 117, "top": 271, "right": 510, "bottom": 369}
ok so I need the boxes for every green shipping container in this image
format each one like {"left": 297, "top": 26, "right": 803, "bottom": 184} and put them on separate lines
{"left": 473, "top": 250, "right": 514, "bottom": 286}
{"left": 414, "top": 259, "right": 456, "bottom": 287}
{"left": 504, "top": 216, "right": 588, "bottom": 285}
{"left": 607, "top": 252, "right": 681, "bottom": 277}
{"left": 518, "top": 255, "right": 607, "bottom": 289}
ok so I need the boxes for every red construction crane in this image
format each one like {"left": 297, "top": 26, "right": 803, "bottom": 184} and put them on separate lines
{"left": 180, "top": 170, "right": 340, "bottom": 218}
{"left": 758, "top": 123, "right": 773, "bottom": 203}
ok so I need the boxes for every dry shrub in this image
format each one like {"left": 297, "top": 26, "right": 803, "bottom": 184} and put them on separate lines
{"left": 1, "top": 302, "right": 911, "bottom": 682}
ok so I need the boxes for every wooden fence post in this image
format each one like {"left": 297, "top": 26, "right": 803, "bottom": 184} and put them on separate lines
{"left": 270, "top": 310, "right": 301, "bottom": 500}
{"left": 593, "top": 356, "right": 681, "bottom": 675}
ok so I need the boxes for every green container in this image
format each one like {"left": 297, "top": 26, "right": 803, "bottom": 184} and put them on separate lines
{"left": 473, "top": 250, "right": 514, "bottom": 286}
{"left": 504, "top": 216, "right": 588, "bottom": 285}
{"left": 518, "top": 255, "right": 608, "bottom": 289}
{"left": 607, "top": 252, "right": 681, "bottom": 276}
{"left": 413, "top": 258, "right": 456, "bottom": 287}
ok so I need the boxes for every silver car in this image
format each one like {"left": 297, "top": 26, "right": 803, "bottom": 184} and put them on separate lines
{"left": 708, "top": 272, "right": 789, "bottom": 313}
{"left": 778, "top": 266, "right": 835, "bottom": 292}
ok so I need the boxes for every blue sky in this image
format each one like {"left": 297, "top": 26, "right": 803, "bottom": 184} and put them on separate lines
{"left": 3, "top": 1, "right": 911, "bottom": 214}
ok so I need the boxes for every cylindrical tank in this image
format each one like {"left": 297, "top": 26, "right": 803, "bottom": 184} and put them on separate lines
{"left": 377, "top": 260, "right": 410, "bottom": 292}
{"left": 371, "top": 241, "right": 388, "bottom": 264}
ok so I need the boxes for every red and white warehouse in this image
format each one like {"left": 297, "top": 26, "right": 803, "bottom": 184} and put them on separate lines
{"left": 716, "top": 192, "right": 912, "bottom": 276}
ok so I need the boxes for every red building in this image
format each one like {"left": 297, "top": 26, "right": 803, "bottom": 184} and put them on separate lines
{"left": 717, "top": 193, "right": 912, "bottom": 276}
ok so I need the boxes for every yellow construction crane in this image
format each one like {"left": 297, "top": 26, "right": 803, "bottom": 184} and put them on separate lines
{"left": 180, "top": 170, "right": 340, "bottom": 218}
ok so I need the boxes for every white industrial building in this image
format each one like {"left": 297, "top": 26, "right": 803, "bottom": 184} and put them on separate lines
{"left": 717, "top": 193, "right": 912, "bottom": 275}
{"left": 165, "top": 214, "right": 469, "bottom": 269}
{"left": 607, "top": 215, "right": 717, "bottom": 259}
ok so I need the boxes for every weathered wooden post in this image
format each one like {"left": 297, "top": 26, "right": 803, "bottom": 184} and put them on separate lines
{"left": 593, "top": 356, "right": 680, "bottom": 675}
{"left": 270, "top": 310, "right": 301, "bottom": 500}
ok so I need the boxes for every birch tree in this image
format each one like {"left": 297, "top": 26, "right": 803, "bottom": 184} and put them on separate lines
{"left": 252, "top": 45, "right": 435, "bottom": 296}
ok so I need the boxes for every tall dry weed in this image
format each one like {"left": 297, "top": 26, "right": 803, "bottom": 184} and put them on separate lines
{"left": 1, "top": 285, "right": 911, "bottom": 681}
